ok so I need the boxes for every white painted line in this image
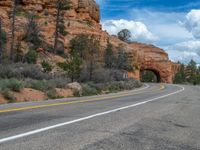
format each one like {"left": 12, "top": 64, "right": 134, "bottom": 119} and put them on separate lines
{"left": 0, "top": 84, "right": 184, "bottom": 144}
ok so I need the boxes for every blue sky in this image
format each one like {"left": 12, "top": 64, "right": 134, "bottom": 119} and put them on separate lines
{"left": 96, "top": 0, "right": 200, "bottom": 64}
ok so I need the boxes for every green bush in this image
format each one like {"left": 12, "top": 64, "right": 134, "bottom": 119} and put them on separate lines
{"left": 25, "top": 78, "right": 70, "bottom": 92}
{"left": 0, "top": 79, "right": 24, "bottom": 92}
{"left": 42, "top": 61, "right": 53, "bottom": 73}
{"left": 25, "top": 79, "right": 56, "bottom": 92}
{"left": 7, "top": 79, "right": 24, "bottom": 92}
{"left": 46, "top": 89, "right": 60, "bottom": 99}
{"left": 80, "top": 84, "right": 99, "bottom": 96}
{"left": 2, "top": 90, "right": 16, "bottom": 103}
{"left": 75, "top": 78, "right": 141, "bottom": 97}
{"left": 0, "top": 63, "right": 52, "bottom": 80}
{"left": 25, "top": 50, "right": 38, "bottom": 64}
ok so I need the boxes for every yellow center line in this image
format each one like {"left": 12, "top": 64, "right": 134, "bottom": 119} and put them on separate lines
{"left": 0, "top": 84, "right": 165, "bottom": 113}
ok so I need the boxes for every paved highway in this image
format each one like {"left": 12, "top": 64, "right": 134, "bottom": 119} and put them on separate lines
{"left": 0, "top": 83, "right": 200, "bottom": 150}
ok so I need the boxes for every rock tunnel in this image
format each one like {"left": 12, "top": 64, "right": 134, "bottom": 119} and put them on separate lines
{"left": 140, "top": 69, "right": 161, "bottom": 83}
{"left": 128, "top": 42, "right": 180, "bottom": 83}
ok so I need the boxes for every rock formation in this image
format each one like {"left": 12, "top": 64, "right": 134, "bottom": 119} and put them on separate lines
{"left": 0, "top": 0, "right": 179, "bottom": 83}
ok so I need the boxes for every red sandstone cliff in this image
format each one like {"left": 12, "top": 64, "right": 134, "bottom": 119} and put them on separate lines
{"left": 0, "top": 0, "right": 179, "bottom": 83}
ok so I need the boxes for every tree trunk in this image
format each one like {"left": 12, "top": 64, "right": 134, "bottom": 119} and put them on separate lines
{"left": 54, "top": 2, "right": 60, "bottom": 54}
{"left": 10, "top": 0, "right": 16, "bottom": 61}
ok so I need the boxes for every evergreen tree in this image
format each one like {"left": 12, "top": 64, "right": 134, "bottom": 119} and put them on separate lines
{"left": 86, "top": 37, "right": 100, "bottom": 81}
{"left": 14, "top": 42, "right": 24, "bottom": 62}
{"left": 70, "top": 34, "right": 89, "bottom": 59}
{"left": 187, "top": 59, "right": 197, "bottom": 84}
{"left": 104, "top": 43, "right": 116, "bottom": 69}
{"left": 117, "top": 29, "right": 131, "bottom": 42}
{"left": 0, "top": 19, "right": 7, "bottom": 63}
{"left": 58, "top": 51, "right": 82, "bottom": 82}
{"left": 0, "top": 18, "right": 2, "bottom": 62}
{"left": 25, "top": 12, "right": 42, "bottom": 49}
{"left": 54, "top": 0, "right": 71, "bottom": 53}
{"left": 70, "top": 34, "right": 100, "bottom": 81}
{"left": 117, "top": 45, "right": 132, "bottom": 71}
{"left": 174, "top": 64, "right": 186, "bottom": 84}
{"left": 10, "top": 0, "right": 18, "bottom": 61}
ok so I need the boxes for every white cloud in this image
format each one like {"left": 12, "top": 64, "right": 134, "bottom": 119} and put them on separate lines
{"left": 129, "top": 9, "right": 193, "bottom": 46}
{"left": 184, "top": 9, "right": 200, "bottom": 39}
{"left": 167, "top": 50, "right": 200, "bottom": 64}
{"left": 102, "top": 19, "right": 159, "bottom": 42}
{"left": 169, "top": 40, "right": 200, "bottom": 55}
{"left": 166, "top": 40, "right": 200, "bottom": 64}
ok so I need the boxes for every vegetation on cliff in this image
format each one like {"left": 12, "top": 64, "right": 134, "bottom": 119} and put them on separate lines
{"left": 174, "top": 60, "right": 200, "bottom": 85}
{"left": 0, "top": 0, "right": 143, "bottom": 104}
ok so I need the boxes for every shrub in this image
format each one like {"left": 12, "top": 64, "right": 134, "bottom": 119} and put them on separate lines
{"left": 2, "top": 89, "right": 16, "bottom": 103}
{"left": 46, "top": 89, "right": 61, "bottom": 99}
{"left": 92, "top": 68, "right": 113, "bottom": 83}
{"left": 80, "top": 84, "right": 99, "bottom": 96}
{"left": 25, "top": 79, "right": 56, "bottom": 92}
{"left": 0, "top": 63, "right": 52, "bottom": 80}
{"left": 78, "top": 67, "right": 90, "bottom": 82}
{"left": 42, "top": 61, "right": 53, "bottom": 73}
{"left": 110, "top": 69, "right": 125, "bottom": 81}
{"left": 6, "top": 79, "right": 24, "bottom": 92}
{"left": 25, "top": 78, "right": 69, "bottom": 92}
{"left": 25, "top": 50, "right": 38, "bottom": 64}
{"left": 0, "top": 78, "right": 24, "bottom": 92}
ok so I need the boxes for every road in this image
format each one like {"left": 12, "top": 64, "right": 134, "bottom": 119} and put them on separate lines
{"left": 0, "top": 83, "right": 200, "bottom": 150}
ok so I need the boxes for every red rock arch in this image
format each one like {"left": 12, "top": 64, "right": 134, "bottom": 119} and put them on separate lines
{"left": 128, "top": 42, "right": 180, "bottom": 83}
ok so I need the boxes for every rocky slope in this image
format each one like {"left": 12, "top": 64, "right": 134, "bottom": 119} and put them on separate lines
{"left": 0, "top": 0, "right": 179, "bottom": 83}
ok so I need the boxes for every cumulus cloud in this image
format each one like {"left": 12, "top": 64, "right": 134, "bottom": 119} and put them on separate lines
{"left": 184, "top": 9, "right": 200, "bottom": 39}
{"left": 169, "top": 40, "right": 200, "bottom": 55}
{"left": 167, "top": 50, "right": 200, "bottom": 64}
{"left": 102, "top": 19, "right": 159, "bottom": 42}
{"left": 166, "top": 40, "right": 200, "bottom": 64}
{"left": 164, "top": 9, "right": 200, "bottom": 64}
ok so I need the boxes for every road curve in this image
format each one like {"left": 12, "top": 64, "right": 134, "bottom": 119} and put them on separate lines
{"left": 0, "top": 83, "right": 200, "bottom": 150}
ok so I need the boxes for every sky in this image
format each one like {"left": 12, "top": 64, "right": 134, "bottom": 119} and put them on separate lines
{"left": 96, "top": 0, "right": 200, "bottom": 64}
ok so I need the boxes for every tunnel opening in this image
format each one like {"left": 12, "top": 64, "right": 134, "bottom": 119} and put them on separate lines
{"left": 140, "top": 69, "right": 161, "bottom": 83}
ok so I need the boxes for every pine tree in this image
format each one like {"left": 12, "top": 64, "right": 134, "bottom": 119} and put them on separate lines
{"left": 104, "top": 43, "right": 116, "bottom": 69}
{"left": 70, "top": 34, "right": 89, "bottom": 58}
{"left": 25, "top": 12, "right": 42, "bottom": 49}
{"left": 87, "top": 37, "right": 100, "bottom": 81}
{"left": 117, "top": 45, "right": 132, "bottom": 71}
{"left": 58, "top": 51, "right": 82, "bottom": 82}
{"left": 70, "top": 34, "right": 100, "bottom": 81}
{"left": 54, "top": 0, "right": 71, "bottom": 53}
{"left": 10, "top": 0, "right": 17, "bottom": 61}
{"left": 0, "top": 19, "right": 7, "bottom": 63}
{"left": 117, "top": 29, "right": 131, "bottom": 42}
{"left": 174, "top": 64, "right": 185, "bottom": 84}
{"left": 0, "top": 18, "right": 2, "bottom": 63}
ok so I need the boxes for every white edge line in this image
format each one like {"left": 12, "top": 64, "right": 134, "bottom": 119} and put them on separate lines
{"left": 0, "top": 84, "right": 184, "bottom": 144}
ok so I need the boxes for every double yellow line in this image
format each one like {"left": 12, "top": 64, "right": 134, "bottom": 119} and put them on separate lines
{"left": 0, "top": 84, "right": 165, "bottom": 113}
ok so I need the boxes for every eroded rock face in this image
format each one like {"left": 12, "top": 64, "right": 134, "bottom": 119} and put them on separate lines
{"left": 129, "top": 42, "right": 180, "bottom": 83}
{"left": 0, "top": 0, "right": 179, "bottom": 83}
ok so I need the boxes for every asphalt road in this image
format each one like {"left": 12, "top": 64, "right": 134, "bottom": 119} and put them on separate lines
{"left": 0, "top": 83, "right": 200, "bottom": 150}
